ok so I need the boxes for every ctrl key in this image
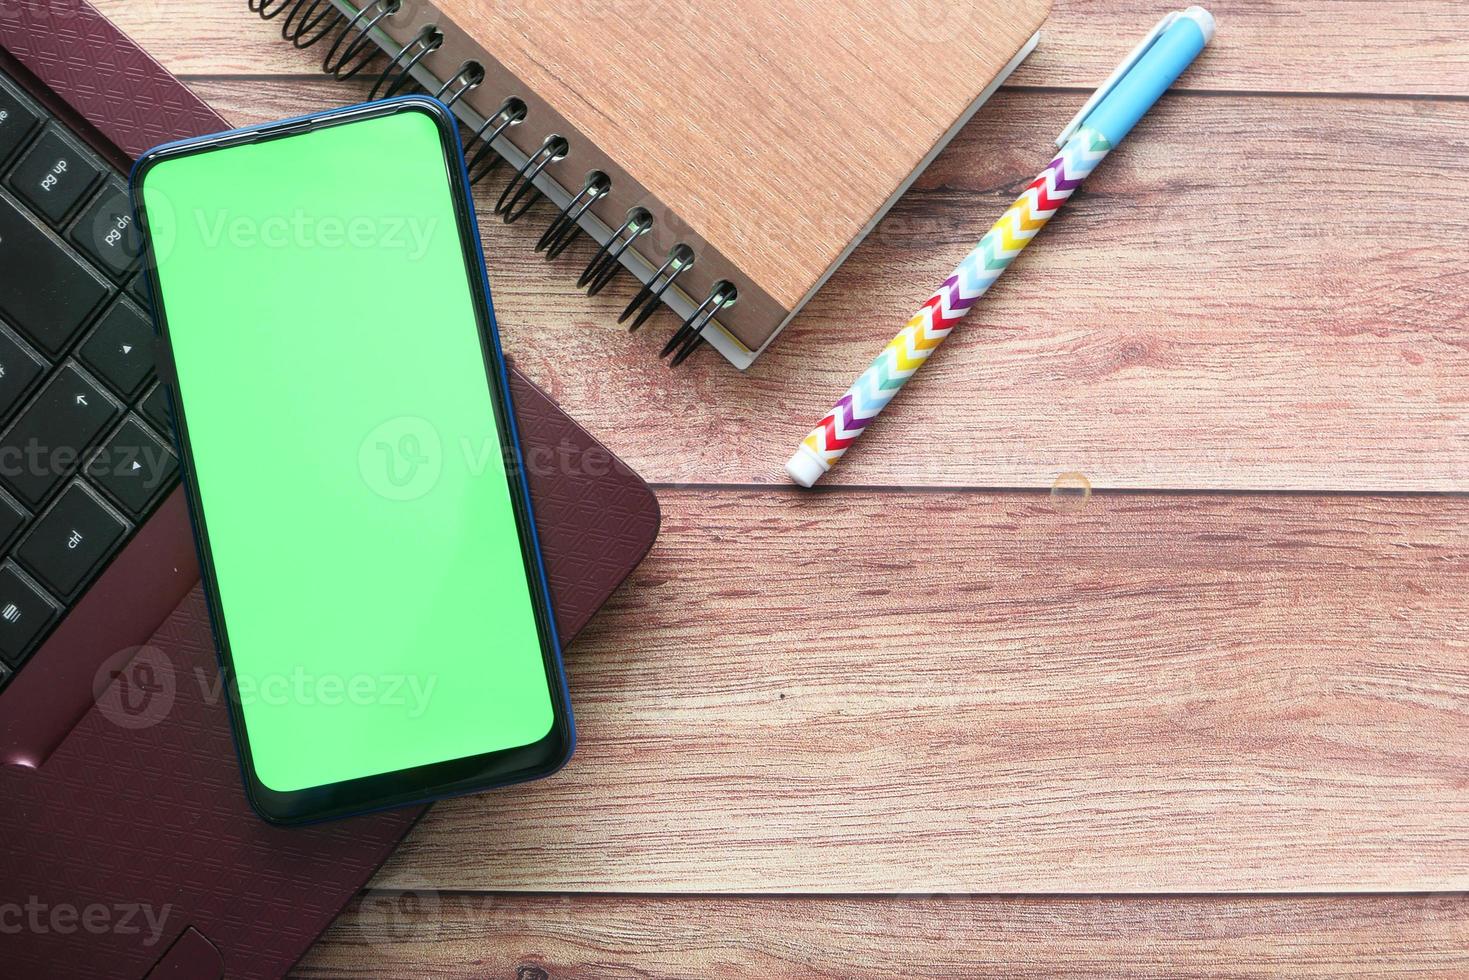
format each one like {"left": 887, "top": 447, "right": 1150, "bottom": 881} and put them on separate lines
{"left": 16, "top": 482, "right": 128, "bottom": 600}
{"left": 0, "top": 562, "right": 59, "bottom": 670}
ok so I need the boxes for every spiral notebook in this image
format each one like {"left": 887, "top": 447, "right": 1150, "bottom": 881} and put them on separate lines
{"left": 248, "top": 0, "right": 1050, "bottom": 368}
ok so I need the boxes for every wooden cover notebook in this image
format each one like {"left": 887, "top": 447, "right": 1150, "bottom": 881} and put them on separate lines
{"left": 258, "top": 0, "right": 1050, "bottom": 367}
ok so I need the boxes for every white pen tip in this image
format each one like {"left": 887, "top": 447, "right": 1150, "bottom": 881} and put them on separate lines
{"left": 1181, "top": 6, "right": 1216, "bottom": 44}
{"left": 785, "top": 447, "right": 827, "bottom": 488}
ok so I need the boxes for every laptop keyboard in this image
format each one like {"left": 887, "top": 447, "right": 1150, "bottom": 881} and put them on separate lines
{"left": 0, "top": 69, "right": 179, "bottom": 689}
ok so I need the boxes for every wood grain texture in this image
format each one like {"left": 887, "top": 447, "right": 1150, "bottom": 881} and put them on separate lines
{"left": 187, "top": 78, "right": 1469, "bottom": 492}
{"left": 294, "top": 893, "right": 1469, "bottom": 979}
{"left": 1015, "top": 0, "right": 1469, "bottom": 97}
{"left": 346, "top": 0, "right": 800, "bottom": 350}
{"left": 69, "top": 1, "right": 1469, "bottom": 958}
{"left": 95, "top": 0, "right": 1469, "bottom": 97}
{"left": 317, "top": 488, "right": 1469, "bottom": 893}
{"left": 436, "top": 0, "right": 1047, "bottom": 314}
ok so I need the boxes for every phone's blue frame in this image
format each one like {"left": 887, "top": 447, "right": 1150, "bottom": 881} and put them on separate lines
{"left": 130, "top": 96, "right": 575, "bottom": 825}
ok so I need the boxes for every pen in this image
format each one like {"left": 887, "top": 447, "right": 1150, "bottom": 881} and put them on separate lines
{"left": 784, "top": 7, "right": 1215, "bottom": 488}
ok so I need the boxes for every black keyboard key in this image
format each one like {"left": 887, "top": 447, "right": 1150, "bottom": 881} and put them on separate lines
{"left": 86, "top": 418, "right": 177, "bottom": 517}
{"left": 0, "top": 364, "right": 121, "bottom": 507}
{"left": 71, "top": 181, "right": 141, "bottom": 280}
{"left": 0, "top": 490, "right": 26, "bottom": 551}
{"left": 7, "top": 126, "right": 104, "bottom": 227}
{"left": 17, "top": 482, "right": 127, "bottom": 599}
{"left": 140, "top": 383, "right": 172, "bottom": 436}
{"left": 0, "top": 660, "right": 10, "bottom": 690}
{"left": 0, "top": 77, "right": 44, "bottom": 168}
{"left": 79, "top": 300, "right": 155, "bottom": 398}
{"left": 0, "top": 194, "right": 111, "bottom": 356}
{"left": 0, "top": 324, "right": 46, "bottom": 419}
{"left": 0, "top": 562, "right": 59, "bottom": 669}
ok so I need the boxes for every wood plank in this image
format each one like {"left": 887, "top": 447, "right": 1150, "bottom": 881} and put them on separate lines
{"left": 186, "top": 78, "right": 1469, "bottom": 492}
{"left": 294, "top": 893, "right": 1469, "bottom": 978}
{"left": 338, "top": 489, "right": 1469, "bottom": 893}
{"left": 1021, "top": 0, "right": 1469, "bottom": 97}
{"left": 423, "top": 0, "right": 1048, "bottom": 324}
{"left": 94, "top": 0, "right": 1469, "bottom": 97}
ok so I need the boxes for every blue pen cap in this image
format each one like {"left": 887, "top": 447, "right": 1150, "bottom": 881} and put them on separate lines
{"left": 1078, "top": 8, "right": 1214, "bottom": 147}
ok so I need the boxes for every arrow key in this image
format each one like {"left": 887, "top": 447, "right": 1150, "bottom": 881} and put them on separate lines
{"left": 0, "top": 363, "right": 120, "bottom": 507}
{"left": 79, "top": 298, "right": 155, "bottom": 398}
{"left": 86, "top": 417, "right": 178, "bottom": 517}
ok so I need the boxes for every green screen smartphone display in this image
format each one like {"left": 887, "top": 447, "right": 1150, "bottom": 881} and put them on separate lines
{"left": 132, "top": 98, "right": 572, "bottom": 824}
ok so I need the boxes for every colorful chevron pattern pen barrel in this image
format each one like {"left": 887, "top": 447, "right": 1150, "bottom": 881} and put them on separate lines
{"left": 785, "top": 7, "right": 1215, "bottom": 487}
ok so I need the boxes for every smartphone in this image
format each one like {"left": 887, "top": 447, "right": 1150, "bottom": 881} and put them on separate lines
{"left": 131, "top": 97, "right": 573, "bottom": 824}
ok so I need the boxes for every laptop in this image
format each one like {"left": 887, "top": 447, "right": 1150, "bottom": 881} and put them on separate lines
{"left": 0, "top": 3, "right": 660, "bottom": 977}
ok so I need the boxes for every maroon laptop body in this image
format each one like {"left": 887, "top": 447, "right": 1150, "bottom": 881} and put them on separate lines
{"left": 0, "top": 3, "right": 660, "bottom": 976}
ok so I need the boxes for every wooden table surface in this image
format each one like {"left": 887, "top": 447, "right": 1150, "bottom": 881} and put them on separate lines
{"left": 95, "top": 0, "right": 1468, "bottom": 974}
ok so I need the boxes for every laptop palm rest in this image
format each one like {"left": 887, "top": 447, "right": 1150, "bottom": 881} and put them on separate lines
{"left": 144, "top": 928, "right": 225, "bottom": 980}
{"left": 0, "top": 369, "right": 661, "bottom": 978}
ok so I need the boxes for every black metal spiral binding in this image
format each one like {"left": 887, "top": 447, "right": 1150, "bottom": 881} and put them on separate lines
{"left": 620, "top": 243, "right": 694, "bottom": 332}
{"left": 367, "top": 24, "right": 443, "bottom": 101}
{"left": 248, "top": 0, "right": 296, "bottom": 19}
{"left": 494, "top": 134, "right": 568, "bottom": 224}
{"left": 248, "top": 0, "right": 717, "bottom": 345}
{"left": 464, "top": 98, "right": 527, "bottom": 185}
{"left": 662, "top": 281, "right": 738, "bottom": 366}
{"left": 321, "top": 0, "right": 400, "bottom": 79}
{"left": 432, "top": 62, "right": 485, "bottom": 109}
{"left": 536, "top": 171, "right": 611, "bottom": 260}
{"left": 577, "top": 208, "right": 652, "bottom": 296}
{"left": 282, "top": 0, "right": 345, "bottom": 49}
